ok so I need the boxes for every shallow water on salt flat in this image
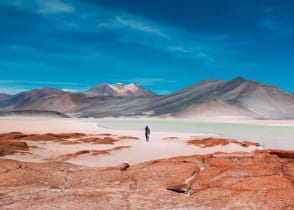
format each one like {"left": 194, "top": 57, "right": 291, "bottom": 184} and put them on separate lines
{"left": 95, "top": 119, "right": 294, "bottom": 150}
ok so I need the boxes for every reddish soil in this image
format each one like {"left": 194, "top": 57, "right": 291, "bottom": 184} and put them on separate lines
{"left": 96, "top": 133, "right": 112, "bottom": 136}
{"left": 56, "top": 150, "right": 91, "bottom": 161}
{"left": 0, "top": 132, "right": 30, "bottom": 156}
{"left": 0, "top": 132, "right": 81, "bottom": 142}
{"left": 49, "top": 133, "right": 86, "bottom": 139}
{"left": 0, "top": 141, "right": 29, "bottom": 156}
{"left": 0, "top": 149, "right": 293, "bottom": 209}
{"left": 163, "top": 137, "right": 179, "bottom": 140}
{"left": 118, "top": 136, "right": 139, "bottom": 140}
{"left": 90, "top": 150, "right": 111, "bottom": 156}
{"left": 0, "top": 132, "right": 138, "bottom": 150}
{"left": 112, "top": 146, "right": 130, "bottom": 150}
{"left": 78, "top": 137, "right": 119, "bottom": 144}
{"left": 55, "top": 146, "right": 131, "bottom": 161}
{"left": 188, "top": 137, "right": 259, "bottom": 148}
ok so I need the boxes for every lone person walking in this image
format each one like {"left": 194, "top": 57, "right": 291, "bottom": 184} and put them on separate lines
{"left": 145, "top": 125, "right": 150, "bottom": 142}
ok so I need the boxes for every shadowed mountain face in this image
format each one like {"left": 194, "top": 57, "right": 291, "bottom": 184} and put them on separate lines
{"left": 0, "top": 78, "right": 294, "bottom": 119}
{"left": 0, "top": 93, "right": 11, "bottom": 101}
{"left": 219, "top": 77, "right": 294, "bottom": 119}
{"left": 139, "top": 79, "right": 226, "bottom": 115}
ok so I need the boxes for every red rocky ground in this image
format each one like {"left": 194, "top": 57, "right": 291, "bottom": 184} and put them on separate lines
{"left": 0, "top": 132, "right": 293, "bottom": 209}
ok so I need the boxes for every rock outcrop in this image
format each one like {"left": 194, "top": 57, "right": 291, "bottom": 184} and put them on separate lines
{"left": 0, "top": 148, "right": 293, "bottom": 209}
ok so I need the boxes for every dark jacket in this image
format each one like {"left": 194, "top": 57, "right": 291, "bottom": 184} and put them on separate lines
{"left": 145, "top": 126, "right": 150, "bottom": 136}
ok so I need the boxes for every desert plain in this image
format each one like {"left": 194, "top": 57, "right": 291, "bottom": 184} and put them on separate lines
{"left": 0, "top": 117, "right": 294, "bottom": 209}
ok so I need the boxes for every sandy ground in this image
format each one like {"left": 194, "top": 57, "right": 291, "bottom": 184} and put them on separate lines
{"left": 0, "top": 117, "right": 258, "bottom": 167}
{"left": 1, "top": 117, "right": 294, "bottom": 209}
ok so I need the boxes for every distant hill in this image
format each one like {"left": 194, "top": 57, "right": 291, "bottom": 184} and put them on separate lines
{"left": 0, "top": 93, "right": 11, "bottom": 101}
{"left": 0, "top": 88, "right": 68, "bottom": 110}
{"left": 0, "top": 110, "right": 70, "bottom": 118}
{"left": 0, "top": 78, "right": 294, "bottom": 119}
{"left": 23, "top": 93, "right": 85, "bottom": 113}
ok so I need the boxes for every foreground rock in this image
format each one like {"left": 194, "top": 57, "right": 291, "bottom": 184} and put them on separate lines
{"left": 0, "top": 149, "right": 293, "bottom": 209}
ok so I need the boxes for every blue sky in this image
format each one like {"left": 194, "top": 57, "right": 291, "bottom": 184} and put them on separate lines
{"left": 0, "top": 0, "right": 294, "bottom": 94}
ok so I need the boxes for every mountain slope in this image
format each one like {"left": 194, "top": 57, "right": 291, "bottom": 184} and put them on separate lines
{"left": 0, "top": 88, "right": 68, "bottom": 110}
{"left": 174, "top": 99, "right": 260, "bottom": 120}
{"left": 85, "top": 83, "right": 155, "bottom": 97}
{"left": 24, "top": 93, "right": 86, "bottom": 113}
{"left": 214, "top": 77, "right": 294, "bottom": 119}
{"left": 139, "top": 79, "right": 226, "bottom": 115}
{"left": 0, "top": 93, "right": 11, "bottom": 101}
{"left": 140, "top": 77, "right": 294, "bottom": 119}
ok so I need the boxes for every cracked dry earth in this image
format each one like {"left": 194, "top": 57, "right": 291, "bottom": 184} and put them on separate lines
{"left": 0, "top": 133, "right": 294, "bottom": 209}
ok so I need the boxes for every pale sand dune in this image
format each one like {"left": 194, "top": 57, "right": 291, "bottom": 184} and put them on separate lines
{"left": 0, "top": 117, "right": 259, "bottom": 167}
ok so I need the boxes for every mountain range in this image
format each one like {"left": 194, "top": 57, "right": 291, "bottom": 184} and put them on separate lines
{"left": 1, "top": 77, "right": 294, "bottom": 120}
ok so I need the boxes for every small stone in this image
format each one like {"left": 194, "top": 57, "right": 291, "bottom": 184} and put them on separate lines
{"left": 119, "top": 162, "right": 130, "bottom": 171}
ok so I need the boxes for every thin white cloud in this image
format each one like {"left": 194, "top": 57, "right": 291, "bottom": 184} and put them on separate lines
{"left": 0, "top": 87, "right": 28, "bottom": 95}
{"left": 168, "top": 46, "right": 191, "bottom": 53}
{"left": 0, "top": 0, "right": 250, "bottom": 72}
{"left": 258, "top": 17, "right": 294, "bottom": 37}
{"left": 0, "top": 0, "right": 24, "bottom": 7}
{"left": 61, "top": 88, "right": 80, "bottom": 92}
{"left": 0, "top": 0, "right": 74, "bottom": 14}
{"left": 194, "top": 50, "right": 217, "bottom": 66}
{"left": 167, "top": 45, "right": 217, "bottom": 66}
{"left": 258, "top": 6, "right": 294, "bottom": 37}
{"left": 116, "top": 16, "right": 169, "bottom": 39}
{"left": 258, "top": 6, "right": 276, "bottom": 31}
{"left": 0, "top": 80, "right": 78, "bottom": 86}
{"left": 259, "top": 18, "right": 278, "bottom": 30}
{"left": 37, "top": 0, "right": 74, "bottom": 14}
{"left": 0, "top": 80, "right": 81, "bottom": 94}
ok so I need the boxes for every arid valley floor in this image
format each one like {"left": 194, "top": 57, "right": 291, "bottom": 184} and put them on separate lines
{"left": 0, "top": 117, "right": 294, "bottom": 209}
